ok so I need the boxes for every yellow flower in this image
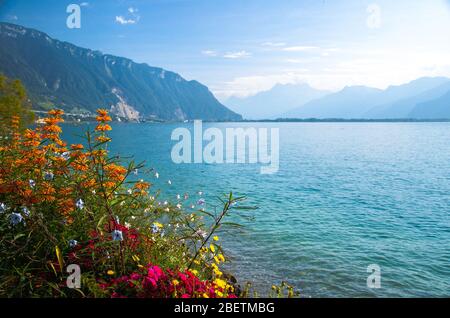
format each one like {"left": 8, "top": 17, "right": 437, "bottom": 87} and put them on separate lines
{"left": 203, "top": 293, "right": 210, "bottom": 298}
{"left": 213, "top": 236, "right": 219, "bottom": 241}
{"left": 214, "top": 256, "right": 220, "bottom": 264}
{"left": 190, "top": 269, "right": 198, "bottom": 275}
{"left": 210, "top": 244, "right": 216, "bottom": 253}
{"left": 214, "top": 278, "right": 227, "bottom": 289}
{"left": 107, "top": 270, "right": 115, "bottom": 276}
{"left": 172, "top": 279, "right": 180, "bottom": 286}
{"left": 132, "top": 255, "right": 140, "bottom": 262}
{"left": 218, "top": 254, "right": 225, "bottom": 262}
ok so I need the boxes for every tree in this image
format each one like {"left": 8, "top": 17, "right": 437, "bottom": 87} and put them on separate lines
{"left": 0, "top": 74, "right": 34, "bottom": 134}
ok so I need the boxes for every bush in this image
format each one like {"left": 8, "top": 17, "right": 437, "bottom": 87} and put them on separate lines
{"left": 0, "top": 109, "right": 241, "bottom": 298}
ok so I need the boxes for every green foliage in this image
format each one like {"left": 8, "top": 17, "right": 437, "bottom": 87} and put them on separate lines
{"left": 0, "top": 74, "right": 34, "bottom": 133}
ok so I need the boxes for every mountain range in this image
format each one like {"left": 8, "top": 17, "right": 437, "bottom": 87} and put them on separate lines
{"left": 225, "top": 83, "right": 330, "bottom": 119}
{"left": 225, "top": 77, "right": 450, "bottom": 120}
{"left": 0, "top": 22, "right": 241, "bottom": 121}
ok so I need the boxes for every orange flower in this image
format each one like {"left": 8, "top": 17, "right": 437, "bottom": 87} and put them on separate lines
{"left": 96, "top": 115, "right": 112, "bottom": 122}
{"left": 96, "top": 109, "right": 109, "bottom": 116}
{"left": 96, "top": 136, "right": 111, "bottom": 143}
{"left": 95, "top": 124, "right": 112, "bottom": 132}
{"left": 134, "top": 181, "right": 150, "bottom": 191}
{"left": 48, "top": 109, "right": 64, "bottom": 116}
{"left": 71, "top": 144, "right": 84, "bottom": 150}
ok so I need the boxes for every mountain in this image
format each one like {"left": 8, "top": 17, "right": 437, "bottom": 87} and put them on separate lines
{"left": 283, "top": 77, "right": 450, "bottom": 119}
{"left": 364, "top": 77, "right": 450, "bottom": 118}
{"left": 283, "top": 86, "right": 382, "bottom": 118}
{"left": 409, "top": 91, "right": 450, "bottom": 119}
{"left": 225, "top": 83, "right": 330, "bottom": 119}
{"left": 0, "top": 22, "right": 241, "bottom": 121}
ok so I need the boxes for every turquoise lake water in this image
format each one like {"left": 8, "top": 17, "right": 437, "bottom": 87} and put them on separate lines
{"left": 63, "top": 122, "right": 450, "bottom": 297}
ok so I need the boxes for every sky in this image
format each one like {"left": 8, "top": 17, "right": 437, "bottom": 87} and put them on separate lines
{"left": 1, "top": 0, "right": 450, "bottom": 101}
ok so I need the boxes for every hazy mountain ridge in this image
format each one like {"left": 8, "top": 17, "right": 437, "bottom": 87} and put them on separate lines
{"left": 281, "top": 77, "right": 450, "bottom": 119}
{"left": 0, "top": 22, "right": 241, "bottom": 121}
{"left": 225, "top": 83, "right": 330, "bottom": 119}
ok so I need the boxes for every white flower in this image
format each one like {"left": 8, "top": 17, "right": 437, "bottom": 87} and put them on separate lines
{"left": 61, "top": 152, "right": 70, "bottom": 160}
{"left": 154, "top": 172, "right": 159, "bottom": 179}
{"left": 69, "top": 239, "right": 78, "bottom": 248}
{"left": 124, "top": 222, "right": 131, "bottom": 229}
{"left": 151, "top": 223, "right": 160, "bottom": 234}
{"left": 198, "top": 191, "right": 203, "bottom": 196}
{"left": 22, "top": 207, "right": 30, "bottom": 217}
{"left": 190, "top": 204, "right": 195, "bottom": 209}
{"left": 164, "top": 207, "right": 170, "bottom": 212}
{"left": 167, "top": 180, "right": 172, "bottom": 185}
{"left": 44, "top": 171, "right": 54, "bottom": 181}
{"left": 75, "top": 199, "right": 84, "bottom": 210}
{"left": 29, "top": 179, "right": 36, "bottom": 188}
{"left": 176, "top": 203, "right": 182, "bottom": 209}
{"left": 92, "top": 190, "right": 96, "bottom": 195}
{"left": 10, "top": 213, "right": 23, "bottom": 226}
{"left": 196, "top": 229, "right": 207, "bottom": 239}
{"left": 176, "top": 194, "right": 181, "bottom": 200}
{"left": 112, "top": 230, "right": 123, "bottom": 241}
{"left": 0, "top": 203, "right": 6, "bottom": 213}
{"left": 163, "top": 201, "right": 168, "bottom": 206}
{"left": 127, "top": 189, "right": 133, "bottom": 194}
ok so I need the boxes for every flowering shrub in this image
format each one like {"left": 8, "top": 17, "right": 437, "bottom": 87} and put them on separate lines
{"left": 0, "top": 109, "right": 240, "bottom": 297}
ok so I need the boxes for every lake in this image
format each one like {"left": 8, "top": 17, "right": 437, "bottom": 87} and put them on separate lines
{"left": 62, "top": 122, "right": 450, "bottom": 297}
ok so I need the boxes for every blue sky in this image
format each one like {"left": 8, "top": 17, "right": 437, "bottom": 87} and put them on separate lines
{"left": 1, "top": 0, "right": 450, "bottom": 100}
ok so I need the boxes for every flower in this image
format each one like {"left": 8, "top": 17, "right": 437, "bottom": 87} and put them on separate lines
{"left": 75, "top": 199, "right": 84, "bottom": 210}
{"left": 29, "top": 179, "right": 36, "bottom": 188}
{"left": 151, "top": 222, "right": 163, "bottom": 234}
{"left": 0, "top": 203, "right": 6, "bottom": 213}
{"left": 154, "top": 172, "right": 159, "bottom": 179}
{"left": 197, "top": 198, "right": 206, "bottom": 205}
{"left": 167, "top": 180, "right": 172, "bottom": 185}
{"left": 44, "top": 171, "right": 54, "bottom": 181}
{"left": 112, "top": 230, "right": 123, "bottom": 241}
{"left": 68, "top": 239, "right": 78, "bottom": 248}
{"left": 60, "top": 152, "right": 70, "bottom": 160}
{"left": 210, "top": 244, "right": 216, "bottom": 253}
{"left": 107, "top": 270, "right": 115, "bottom": 276}
{"left": 10, "top": 213, "right": 24, "bottom": 225}
{"left": 213, "top": 236, "right": 219, "bottom": 241}
{"left": 22, "top": 207, "right": 30, "bottom": 217}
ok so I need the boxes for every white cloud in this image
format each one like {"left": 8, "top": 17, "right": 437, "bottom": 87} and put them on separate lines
{"left": 80, "top": 2, "right": 89, "bottom": 7}
{"left": 115, "top": 16, "right": 137, "bottom": 24}
{"left": 262, "top": 41, "right": 286, "bottom": 47}
{"left": 223, "top": 50, "right": 252, "bottom": 59}
{"left": 282, "top": 46, "right": 320, "bottom": 52}
{"left": 201, "top": 50, "right": 218, "bottom": 57}
{"left": 115, "top": 7, "right": 140, "bottom": 25}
